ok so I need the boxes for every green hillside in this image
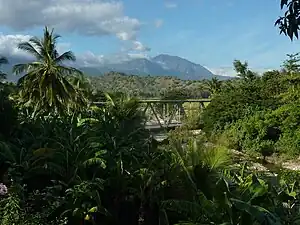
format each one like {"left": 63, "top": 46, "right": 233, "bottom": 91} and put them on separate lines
{"left": 89, "top": 71, "right": 214, "bottom": 98}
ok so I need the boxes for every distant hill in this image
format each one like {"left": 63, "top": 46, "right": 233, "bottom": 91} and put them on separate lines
{"left": 89, "top": 71, "right": 210, "bottom": 98}
{"left": 80, "top": 54, "right": 232, "bottom": 80}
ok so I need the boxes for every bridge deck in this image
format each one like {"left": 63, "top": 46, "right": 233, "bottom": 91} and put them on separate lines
{"left": 94, "top": 98, "right": 211, "bottom": 105}
{"left": 145, "top": 123, "right": 181, "bottom": 130}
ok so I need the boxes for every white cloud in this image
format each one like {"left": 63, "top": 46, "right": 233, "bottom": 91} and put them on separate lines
{"left": 0, "top": 33, "right": 150, "bottom": 68}
{"left": 165, "top": 2, "right": 177, "bottom": 8}
{"left": 132, "top": 41, "right": 151, "bottom": 52}
{"left": 154, "top": 19, "right": 163, "bottom": 28}
{"left": 206, "top": 67, "right": 236, "bottom": 77}
{"left": 0, "top": 34, "right": 32, "bottom": 60}
{"left": 207, "top": 66, "right": 275, "bottom": 77}
{"left": 76, "top": 51, "right": 106, "bottom": 67}
{"left": 79, "top": 51, "right": 148, "bottom": 66}
{"left": 0, "top": 33, "right": 73, "bottom": 62}
{"left": 0, "top": 0, "right": 141, "bottom": 41}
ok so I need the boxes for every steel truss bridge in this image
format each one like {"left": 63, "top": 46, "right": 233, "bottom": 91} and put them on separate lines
{"left": 94, "top": 98, "right": 211, "bottom": 131}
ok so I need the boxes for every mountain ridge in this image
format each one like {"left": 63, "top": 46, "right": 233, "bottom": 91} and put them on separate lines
{"left": 3, "top": 54, "right": 232, "bottom": 81}
{"left": 80, "top": 54, "right": 232, "bottom": 80}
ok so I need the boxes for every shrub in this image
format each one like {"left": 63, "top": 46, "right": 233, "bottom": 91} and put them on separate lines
{"left": 221, "top": 111, "right": 279, "bottom": 158}
{"left": 202, "top": 77, "right": 277, "bottom": 135}
{"left": 265, "top": 103, "right": 300, "bottom": 156}
{"left": 276, "top": 129, "right": 300, "bottom": 156}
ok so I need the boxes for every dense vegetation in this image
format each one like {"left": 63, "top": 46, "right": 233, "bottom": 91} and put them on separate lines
{"left": 2, "top": 3, "right": 300, "bottom": 223}
{"left": 89, "top": 72, "right": 214, "bottom": 99}
{"left": 202, "top": 53, "right": 300, "bottom": 159}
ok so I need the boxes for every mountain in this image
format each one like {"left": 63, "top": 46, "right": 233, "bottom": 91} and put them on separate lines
{"left": 4, "top": 54, "right": 232, "bottom": 81}
{"left": 80, "top": 54, "right": 231, "bottom": 80}
{"left": 151, "top": 54, "right": 214, "bottom": 80}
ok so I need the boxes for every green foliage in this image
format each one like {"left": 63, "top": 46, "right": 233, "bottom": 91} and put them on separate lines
{"left": 282, "top": 53, "right": 300, "bottom": 74}
{"left": 202, "top": 61, "right": 284, "bottom": 135}
{"left": 160, "top": 88, "right": 190, "bottom": 100}
{"left": 222, "top": 111, "right": 279, "bottom": 158}
{"left": 3, "top": 26, "right": 300, "bottom": 225}
{"left": 90, "top": 72, "right": 209, "bottom": 98}
{"left": 276, "top": 0, "right": 300, "bottom": 40}
{"left": 200, "top": 77, "right": 223, "bottom": 95}
{"left": 13, "top": 26, "right": 87, "bottom": 116}
{"left": 0, "top": 83, "right": 18, "bottom": 138}
{"left": 233, "top": 60, "right": 257, "bottom": 80}
{"left": 182, "top": 110, "right": 202, "bottom": 130}
{"left": 202, "top": 79, "right": 272, "bottom": 134}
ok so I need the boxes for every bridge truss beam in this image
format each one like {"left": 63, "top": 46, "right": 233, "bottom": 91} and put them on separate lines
{"left": 93, "top": 99, "right": 211, "bottom": 130}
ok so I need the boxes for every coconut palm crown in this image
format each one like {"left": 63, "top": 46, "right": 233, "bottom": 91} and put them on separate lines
{"left": 13, "top": 26, "right": 85, "bottom": 115}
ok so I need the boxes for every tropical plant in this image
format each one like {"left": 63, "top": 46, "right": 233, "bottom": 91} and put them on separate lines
{"left": 13, "top": 26, "right": 86, "bottom": 115}
{"left": 3, "top": 24, "right": 300, "bottom": 225}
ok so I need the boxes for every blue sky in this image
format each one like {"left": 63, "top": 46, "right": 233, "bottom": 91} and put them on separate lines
{"left": 0, "top": 0, "right": 299, "bottom": 74}
{"left": 126, "top": 0, "right": 300, "bottom": 70}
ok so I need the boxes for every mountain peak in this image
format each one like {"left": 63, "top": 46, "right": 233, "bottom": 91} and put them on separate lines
{"left": 152, "top": 54, "right": 196, "bottom": 64}
{"left": 4, "top": 53, "right": 230, "bottom": 81}
{"left": 79, "top": 54, "right": 230, "bottom": 80}
{"left": 151, "top": 54, "right": 213, "bottom": 79}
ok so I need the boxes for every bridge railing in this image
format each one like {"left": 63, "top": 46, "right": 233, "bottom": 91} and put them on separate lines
{"left": 93, "top": 99, "right": 211, "bottom": 130}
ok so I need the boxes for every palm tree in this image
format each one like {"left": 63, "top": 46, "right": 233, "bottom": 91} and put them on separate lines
{"left": 0, "top": 56, "right": 8, "bottom": 82}
{"left": 13, "top": 26, "right": 85, "bottom": 115}
{"left": 68, "top": 73, "right": 92, "bottom": 105}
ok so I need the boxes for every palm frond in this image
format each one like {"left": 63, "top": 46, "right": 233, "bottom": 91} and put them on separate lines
{"left": 13, "top": 62, "right": 42, "bottom": 75}
{"left": 83, "top": 157, "right": 106, "bottom": 169}
{"left": 57, "top": 65, "right": 83, "bottom": 76}
{"left": 0, "top": 56, "right": 8, "bottom": 65}
{"left": 13, "top": 26, "right": 86, "bottom": 115}
{"left": 200, "top": 145, "right": 232, "bottom": 170}
{"left": 104, "top": 93, "right": 115, "bottom": 106}
{"left": 55, "top": 51, "right": 76, "bottom": 63}
{"left": 28, "top": 37, "right": 44, "bottom": 52}
{"left": 18, "top": 42, "right": 43, "bottom": 60}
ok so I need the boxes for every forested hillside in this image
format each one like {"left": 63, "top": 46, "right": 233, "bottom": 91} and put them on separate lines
{"left": 89, "top": 71, "right": 215, "bottom": 98}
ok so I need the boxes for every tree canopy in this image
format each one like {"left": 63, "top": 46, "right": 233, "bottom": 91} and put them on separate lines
{"left": 276, "top": 0, "right": 300, "bottom": 40}
{"left": 13, "top": 26, "right": 86, "bottom": 115}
